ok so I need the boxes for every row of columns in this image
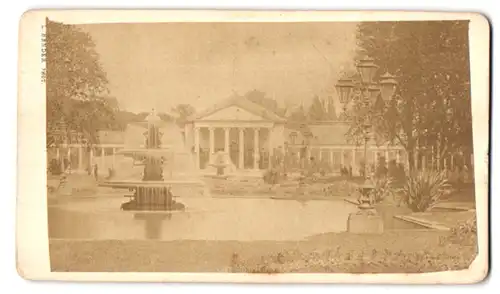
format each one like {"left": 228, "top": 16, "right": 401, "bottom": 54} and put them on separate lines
{"left": 193, "top": 127, "right": 271, "bottom": 170}
{"left": 303, "top": 146, "right": 472, "bottom": 172}
{"left": 52, "top": 145, "right": 118, "bottom": 173}
{"left": 296, "top": 146, "right": 403, "bottom": 170}
{"left": 424, "top": 152, "right": 474, "bottom": 171}
{"left": 52, "top": 143, "right": 474, "bottom": 174}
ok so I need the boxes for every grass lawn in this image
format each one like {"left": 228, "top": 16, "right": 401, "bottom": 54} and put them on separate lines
{"left": 50, "top": 229, "right": 476, "bottom": 273}
{"left": 47, "top": 172, "right": 478, "bottom": 273}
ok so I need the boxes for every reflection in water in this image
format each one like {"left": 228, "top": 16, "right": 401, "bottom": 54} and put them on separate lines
{"left": 48, "top": 196, "right": 419, "bottom": 241}
{"left": 133, "top": 213, "right": 172, "bottom": 239}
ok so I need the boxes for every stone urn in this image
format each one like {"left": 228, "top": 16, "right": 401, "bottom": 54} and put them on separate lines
{"left": 346, "top": 179, "right": 384, "bottom": 234}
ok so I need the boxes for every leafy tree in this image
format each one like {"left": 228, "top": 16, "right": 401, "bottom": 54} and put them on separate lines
{"left": 286, "top": 104, "right": 308, "bottom": 122}
{"left": 171, "top": 104, "right": 196, "bottom": 126}
{"left": 306, "top": 95, "right": 339, "bottom": 121}
{"left": 349, "top": 20, "right": 472, "bottom": 170}
{"left": 113, "top": 110, "right": 140, "bottom": 130}
{"left": 326, "top": 97, "right": 338, "bottom": 120}
{"left": 46, "top": 18, "right": 117, "bottom": 146}
{"left": 244, "top": 89, "right": 287, "bottom": 117}
{"left": 308, "top": 95, "right": 327, "bottom": 121}
{"left": 285, "top": 104, "right": 313, "bottom": 143}
{"left": 158, "top": 112, "right": 174, "bottom": 122}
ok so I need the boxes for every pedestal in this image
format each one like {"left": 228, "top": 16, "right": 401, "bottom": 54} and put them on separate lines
{"left": 347, "top": 209, "right": 384, "bottom": 234}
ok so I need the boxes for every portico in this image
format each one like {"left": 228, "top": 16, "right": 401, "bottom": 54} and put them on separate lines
{"left": 184, "top": 95, "right": 286, "bottom": 171}
{"left": 192, "top": 124, "right": 272, "bottom": 170}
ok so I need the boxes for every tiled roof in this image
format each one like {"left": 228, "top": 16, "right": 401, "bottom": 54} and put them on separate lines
{"left": 284, "top": 121, "right": 385, "bottom": 146}
{"left": 285, "top": 122, "right": 349, "bottom": 145}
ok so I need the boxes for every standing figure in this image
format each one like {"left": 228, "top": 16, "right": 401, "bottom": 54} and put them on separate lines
{"left": 299, "top": 141, "right": 307, "bottom": 169}
{"left": 462, "top": 164, "right": 470, "bottom": 183}
{"left": 93, "top": 163, "right": 99, "bottom": 181}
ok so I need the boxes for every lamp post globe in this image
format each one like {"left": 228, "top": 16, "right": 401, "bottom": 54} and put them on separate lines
{"left": 379, "top": 72, "right": 398, "bottom": 102}
{"left": 368, "top": 84, "right": 381, "bottom": 105}
{"left": 356, "top": 56, "right": 379, "bottom": 85}
{"left": 335, "top": 77, "right": 354, "bottom": 117}
{"left": 335, "top": 77, "right": 354, "bottom": 105}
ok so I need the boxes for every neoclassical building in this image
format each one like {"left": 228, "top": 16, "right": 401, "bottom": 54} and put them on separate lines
{"left": 49, "top": 94, "right": 473, "bottom": 177}
{"left": 182, "top": 94, "right": 406, "bottom": 174}
{"left": 183, "top": 95, "right": 286, "bottom": 171}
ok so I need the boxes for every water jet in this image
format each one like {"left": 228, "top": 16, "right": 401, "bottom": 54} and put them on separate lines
{"left": 99, "top": 109, "right": 208, "bottom": 211}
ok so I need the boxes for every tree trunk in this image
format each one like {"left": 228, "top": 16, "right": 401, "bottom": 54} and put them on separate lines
{"left": 407, "top": 148, "right": 415, "bottom": 172}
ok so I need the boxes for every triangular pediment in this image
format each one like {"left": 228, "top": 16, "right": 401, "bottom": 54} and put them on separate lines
{"left": 200, "top": 105, "right": 267, "bottom": 121}
{"left": 188, "top": 94, "right": 286, "bottom": 122}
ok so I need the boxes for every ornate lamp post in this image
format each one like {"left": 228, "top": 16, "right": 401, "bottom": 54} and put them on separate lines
{"left": 335, "top": 77, "right": 354, "bottom": 119}
{"left": 354, "top": 57, "right": 380, "bottom": 209}
{"left": 379, "top": 72, "right": 398, "bottom": 102}
{"left": 336, "top": 57, "right": 397, "bottom": 233}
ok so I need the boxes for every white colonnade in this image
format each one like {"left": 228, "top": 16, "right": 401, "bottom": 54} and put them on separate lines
{"left": 49, "top": 144, "right": 122, "bottom": 174}
{"left": 193, "top": 126, "right": 270, "bottom": 170}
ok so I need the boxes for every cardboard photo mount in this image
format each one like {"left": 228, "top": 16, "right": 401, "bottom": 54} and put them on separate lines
{"left": 17, "top": 10, "right": 490, "bottom": 283}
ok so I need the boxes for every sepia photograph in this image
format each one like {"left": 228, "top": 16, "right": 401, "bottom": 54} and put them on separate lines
{"left": 16, "top": 10, "right": 489, "bottom": 283}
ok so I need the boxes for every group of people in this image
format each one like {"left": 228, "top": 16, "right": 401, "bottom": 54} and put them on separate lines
{"left": 84, "top": 163, "right": 100, "bottom": 180}
{"left": 340, "top": 165, "right": 353, "bottom": 177}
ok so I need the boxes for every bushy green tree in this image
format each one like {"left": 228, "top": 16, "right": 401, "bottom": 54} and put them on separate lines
{"left": 46, "top": 18, "right": 117, "bottom": 146}
{"left": 244, "top": 89, "right": 287, "bottom": 117}
{"left": 171, "top": 104, "right": 196, "bottom": 125}
{"left": 349, "top": 21, "right": 472, "bottom": 170}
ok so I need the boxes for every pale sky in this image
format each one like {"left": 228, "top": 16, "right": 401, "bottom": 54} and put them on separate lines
{"left": 79, "top": 22, "right": 358, "bottom": 114}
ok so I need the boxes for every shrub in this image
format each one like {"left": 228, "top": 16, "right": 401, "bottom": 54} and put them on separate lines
{"left": 48, "top": 159, "right": 63, "bottom": 175}
{"left": 388, "top": 160, "right": 406, "bottom": 186}
{"left": 375, "top": 156, "right": 388, "bottom": 178}
{"left": 263, "top": 168, "right": 282, "bottom": 185}
{"left": 441, "top": 217, "right": 477, "bottom": 246}
{"left": 370, "top": 176, "right": 395, "bottom": 203}
{"left": 229, "top": 247, "right": 475, "bottom": 273}
{"left": 323, "top": 181, "right": 359, "bottom": 197}
{"left": 398, "top": 170, "right": 453, "bottom": 212}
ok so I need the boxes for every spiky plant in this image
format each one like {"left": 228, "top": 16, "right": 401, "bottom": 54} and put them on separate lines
{"left": 370, "top": 176, "right": 395, "bottom": 203}
{"left": 398, "top": 170, "right": 453, "bottom": 212}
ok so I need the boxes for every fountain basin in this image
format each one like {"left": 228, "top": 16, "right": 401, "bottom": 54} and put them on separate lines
{"left": 118, "top": 148, "right": 187, "bottom": 159}
{"left": 99, "top": 180, "right": 209, "bottom": 198}
{"left": 102, "top": 110, "right": 209, "bottom": 211}
{"left": 99, "top": 180, "right": 206, "bottom": 189}
{"left": 99, "top": 179, "right": 209, "bottom": 211}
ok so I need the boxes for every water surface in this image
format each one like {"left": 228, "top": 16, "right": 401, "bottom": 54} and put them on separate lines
{"left": 49, "top": 196, "right": 360, "bottom": 241}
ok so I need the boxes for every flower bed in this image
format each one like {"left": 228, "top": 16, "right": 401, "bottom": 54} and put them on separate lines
{"left": 230, "top": 247, "right": 476, "bottom": 274}
{"left": 207, "top": 176, "right": 364, "bottom": 198}
{"left": 229, "top": 230, "right": 477, "bottom": 274}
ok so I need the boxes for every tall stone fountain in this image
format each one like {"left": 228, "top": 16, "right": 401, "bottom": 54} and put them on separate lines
{"left": 99, "top": 110, "right": 208, "bottom": 211}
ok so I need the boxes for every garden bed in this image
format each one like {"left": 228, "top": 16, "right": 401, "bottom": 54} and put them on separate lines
{"left": 49, "top": 229, "right": 476, "bottom": 273}
{"left": 230, "top": 229, "right": 477, "bottom": 274}
{"left": 207, "top": 176, "right": 362, "bottom": 198}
